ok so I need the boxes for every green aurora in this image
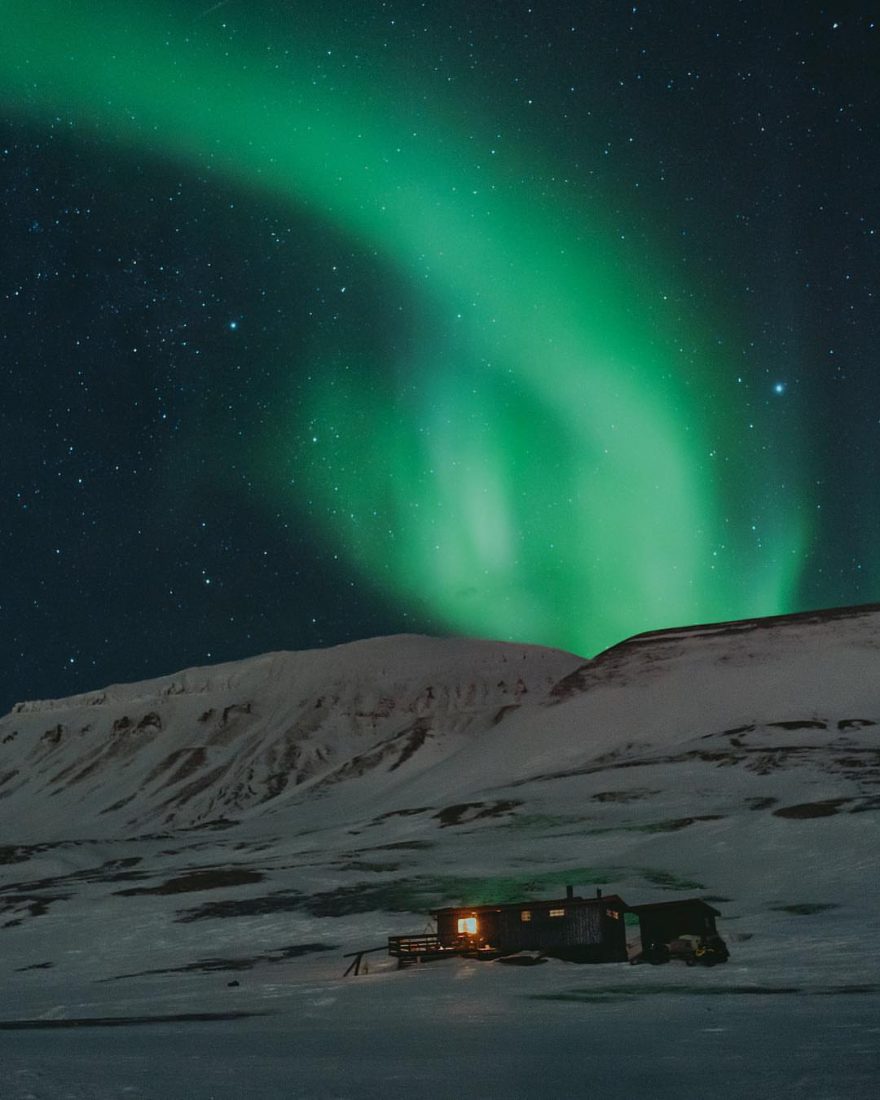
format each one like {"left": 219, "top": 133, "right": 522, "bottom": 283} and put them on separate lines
{"left": 0, "top": 1, "right": 807, "bottom": 655}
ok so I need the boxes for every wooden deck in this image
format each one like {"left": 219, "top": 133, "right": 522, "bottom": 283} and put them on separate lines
{"left": 387, "top": 934, "right": 461, "bottom": 960}
{"left": 386, "top": 934, "right": 504, "bottom": 968}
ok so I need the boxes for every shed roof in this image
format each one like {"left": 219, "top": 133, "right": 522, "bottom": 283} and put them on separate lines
{"left": 628, "top": 898, "right": 720, "bottom": 916}
{"left": 431, "top": 894, "right": 628, "bottom": 917}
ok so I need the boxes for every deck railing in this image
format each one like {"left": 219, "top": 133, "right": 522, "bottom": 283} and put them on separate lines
{"left": 387, "top": 934, "right": 461, "bottom": 957}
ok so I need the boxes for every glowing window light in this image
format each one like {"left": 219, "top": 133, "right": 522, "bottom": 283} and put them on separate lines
{"left": 457, "top": 916, "right": 477, "bottom": 935}
{"left": 549, "top": 908, "right": 566, "bottom": 918}
{"left": 520, "top": 910, "right": 532, "bottom": 922}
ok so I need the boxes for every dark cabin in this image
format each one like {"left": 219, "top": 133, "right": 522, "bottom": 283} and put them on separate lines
{"left": 429, "top": 886, "right": 628, "bottom": 963}
{"left": 629, "top": 898, "right": 721, "bottom": 953}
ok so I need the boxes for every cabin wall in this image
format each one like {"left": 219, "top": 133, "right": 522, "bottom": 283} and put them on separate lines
{"left": 437, "top": 903, "right": 628, "bottom": 960}
{"left": 436, "top": 912, "right": 463, "bottom": 944}
{"left": 437, "top": 910, "right": 501, "bottom": 945}
{"left": 492, "top": 905, "right": 599, "bottom": 951}
{"left": 600, "top": 909, "right": 628, "bottom": 962}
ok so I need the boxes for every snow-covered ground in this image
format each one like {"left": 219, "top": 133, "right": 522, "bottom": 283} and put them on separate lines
{"left": 1, "top": 608, "right": 879, "bottom": 1097}
{"left": 3, "top": 965, "right": 878, "bottom": 1099}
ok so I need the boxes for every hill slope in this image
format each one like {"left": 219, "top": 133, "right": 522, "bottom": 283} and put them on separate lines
{"left": 0, "top": 635, "right": 582, "bottom": 839}
{"left": 1, "top": 608, "right": 879, "bottom": 1097}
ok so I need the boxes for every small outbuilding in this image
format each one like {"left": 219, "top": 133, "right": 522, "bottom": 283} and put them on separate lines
{"left": 629, "top": 898, "right": 721, "bottom": 954}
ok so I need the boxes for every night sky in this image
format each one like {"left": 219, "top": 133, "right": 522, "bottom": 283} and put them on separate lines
{"left": 1, "top": 1, "right": 878, "bottom": 713}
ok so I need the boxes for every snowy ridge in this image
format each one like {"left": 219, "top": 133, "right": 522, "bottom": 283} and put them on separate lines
{"left": 0, "top": 635, "right": 582, "bottom": 837}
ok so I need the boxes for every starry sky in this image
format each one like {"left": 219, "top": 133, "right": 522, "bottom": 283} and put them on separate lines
{"left": 1, "top": 1, "right": 878, "bottom": 712}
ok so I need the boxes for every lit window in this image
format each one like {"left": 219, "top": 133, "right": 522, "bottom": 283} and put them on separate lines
{"left": 549, "top": 908, "right": 566, "bottom": 918}
{"left": 520, "top": 910, "right": 532, "bottom": 922}
{"left": 457, "top": 916, "right": 477, "bottom": 935}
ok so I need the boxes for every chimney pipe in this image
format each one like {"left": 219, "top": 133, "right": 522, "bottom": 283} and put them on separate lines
{"left": 566, "top": 884, "right": 574, "bottom": 899}
{"left": 596, "top": 888, "right": 602, "bottom": 899}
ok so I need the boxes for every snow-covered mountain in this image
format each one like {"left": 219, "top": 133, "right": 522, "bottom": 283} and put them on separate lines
{"left": 0, "top": 635, "right": 581, "bottom": 839}
{"left": 1, "top": 607, "right": 879, "bottom": 1098}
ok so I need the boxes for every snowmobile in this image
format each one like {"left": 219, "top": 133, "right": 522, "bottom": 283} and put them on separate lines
{"left": 682, "top": 934, "right": 730, "bottom": 966}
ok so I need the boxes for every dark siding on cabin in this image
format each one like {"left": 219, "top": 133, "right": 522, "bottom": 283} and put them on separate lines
{"left": 497, "top": 904, "right": 605, "bottom": 951}
{"left": 602, "top": 910, "right": 628, "bottom": 962}
{"left": 436, "top": 912, "right": 461, "bottom": 944}
{"left": 438, "top": 903, "right": 627, "bottom": 960}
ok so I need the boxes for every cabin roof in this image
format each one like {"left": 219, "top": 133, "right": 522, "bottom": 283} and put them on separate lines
{"left": 431, "top": 894, "right": 629, "bottom": 917}
{"left": 627, "top": 898, "right": 721, "bottom": 916}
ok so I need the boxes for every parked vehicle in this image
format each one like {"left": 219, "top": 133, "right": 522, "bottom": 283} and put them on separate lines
{"left": 631, "top": 933, "right": 729, "bottom": 966}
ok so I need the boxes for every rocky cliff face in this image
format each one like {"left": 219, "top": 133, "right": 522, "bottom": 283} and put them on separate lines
{"left": 0, "top": 635, "right": 582, "bottom": 837}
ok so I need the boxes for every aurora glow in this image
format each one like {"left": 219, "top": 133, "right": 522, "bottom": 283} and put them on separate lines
{"left": 0, "top": 1, "right": 808, "bottom": 655}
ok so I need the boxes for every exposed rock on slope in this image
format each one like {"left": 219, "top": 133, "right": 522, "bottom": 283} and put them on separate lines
{"left": 0, "top": 635, "right": 582, "bottom": 838}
